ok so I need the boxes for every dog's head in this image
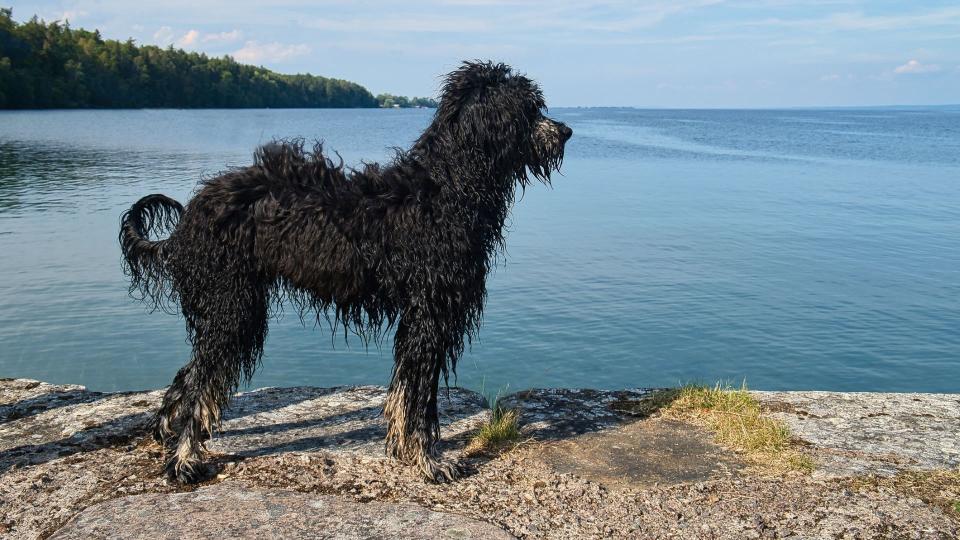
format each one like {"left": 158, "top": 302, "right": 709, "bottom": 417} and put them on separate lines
{"left": 432, "top": 61, "right": 572, "bottom": 186}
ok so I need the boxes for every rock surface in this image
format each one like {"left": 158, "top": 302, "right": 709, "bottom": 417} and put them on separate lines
{"left": 50, "top": 483, "right": 515, "bottom": 539}
{"left": 0, "top": 379, "right": 164, "bottom": 472}
{"left": 503, "top": 388, "right": 746, "bottom": 487}
{"left": 537, "top": 419, "right": 745, "bottom": 488}
{"left": 0, "top": 381, "right": 487, "bottom": 469}
{"left": 2, "top": 378, "right": 959, "bottom": 539}
{"left": 756, "top": 390, "right": 960, "bottom": 478}
{"left": 209, "top": 385, "right": 487, "bottom": 459}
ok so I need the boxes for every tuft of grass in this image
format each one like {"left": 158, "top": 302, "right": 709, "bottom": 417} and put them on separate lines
{"left": 472, "top": 406, "right": 520, "bottom": 450}
{"left": 664, "top": 382, "right": 814, "bottom": 474}
{"left": 467, "top": 387, "right": 521, "bottom": 455}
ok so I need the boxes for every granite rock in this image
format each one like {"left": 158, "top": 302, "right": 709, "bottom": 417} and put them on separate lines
{"left": 50, "top": 483, "right": 515, "bottom": 539}
{"left": 2, "top": 379, "right": 958, "bottom": 539}
{"left": 756, "top": 390, "right": 960, "bottom": 478}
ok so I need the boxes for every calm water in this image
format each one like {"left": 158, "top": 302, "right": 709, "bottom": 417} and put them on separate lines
{"left": 1, "top": 107, "right": 958, "bottom": 393}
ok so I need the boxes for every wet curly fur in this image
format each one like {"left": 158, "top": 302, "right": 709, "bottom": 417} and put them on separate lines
{"left": 119, "top": 61, "right": 571, "bottom": 483}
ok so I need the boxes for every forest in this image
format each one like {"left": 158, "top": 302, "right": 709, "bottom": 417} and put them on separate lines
{"left": 0, "top": 9, "right": 437, "bottom": 109}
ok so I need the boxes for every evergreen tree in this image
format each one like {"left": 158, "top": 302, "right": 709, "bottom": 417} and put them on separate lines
{"left": 0, "top": 9, "right": 434, "bottom": 109}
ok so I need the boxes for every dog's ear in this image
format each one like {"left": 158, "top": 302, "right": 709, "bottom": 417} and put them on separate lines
{"left": 436, "top": 61, "right": 511, "bottom": 128}
{"left": 437, "top": 61, "right": 541, "bottom": 164}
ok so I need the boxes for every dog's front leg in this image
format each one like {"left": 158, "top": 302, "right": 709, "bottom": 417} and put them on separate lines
{"left": 384, "top": 307, "right": 460, "bottom": 482}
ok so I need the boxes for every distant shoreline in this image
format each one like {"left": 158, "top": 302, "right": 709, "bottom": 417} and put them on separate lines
{"left": 2, "top": 104, "right": 956, "bottom": 112}
{"left": 0, "top": 10, "right": 437, "bottom": 110}
{"left": 0, "top": 106, "right": 437, "bottom": 111}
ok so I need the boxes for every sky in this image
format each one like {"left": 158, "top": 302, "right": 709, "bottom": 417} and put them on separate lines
{"left": 10, "top": 1, "right": 960, "bottom": 107}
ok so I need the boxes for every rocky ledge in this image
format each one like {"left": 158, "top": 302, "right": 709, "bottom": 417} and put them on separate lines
{"left": 1, "top": 378, "right": 958, "bottom": 539}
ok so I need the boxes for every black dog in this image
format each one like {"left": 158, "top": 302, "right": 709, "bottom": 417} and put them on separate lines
{"left": 120, "top": 61, "right": 571, "bottom": 483}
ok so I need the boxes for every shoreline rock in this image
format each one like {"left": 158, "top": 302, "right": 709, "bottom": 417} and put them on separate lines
{"left": 49, "top": 483, "right": 515, "bottom": 540}
{"left": 2, "top": 378, "right": 958, "bottom": 539}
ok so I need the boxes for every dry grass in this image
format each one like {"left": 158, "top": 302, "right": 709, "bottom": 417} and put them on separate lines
{"left": 663, "top": 382, "right": 814, "bottom": 474}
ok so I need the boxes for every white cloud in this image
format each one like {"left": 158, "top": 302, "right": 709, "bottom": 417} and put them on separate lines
{"left": 152, "top": 28, "right": 243, "bottom": 49}
{"left": 512, "top": 0, "right": 726, "bottom": 32}
{"left": 307, "top": 16, "right": 489, "bottom": 33}
{"left": 821, "top": 8, "right": 960, "bottom": 31}
{"left": 153, "top": 26, "right": 175, "bottom": 45}
{"left": 819, "top": 73, "right": 855, "bottom": 82}
{"left": 304, "top": 1, "right": 727, "bottom": 35}
{"left": 59, "top": 9, "right": 88, "bottom": 22}
{"left": 233, "top": 41, "right": 311, "bottom": 64}
{"left": 438, "top": 0, "right": 541, "bottom": 4}
{"left": 745, "top": 7, "right": 960, "bottom": 32}
{"left": 592, "top": 0, "right": 728, "bottom": 31}
{"left": 203, "top": 30, "right": 243, "bottom": 43}
{"left": 176, "top": 29, "right": 200, "bottom": 47}
{"left": 894, "top": 59, "right": 941, "bottom": 75}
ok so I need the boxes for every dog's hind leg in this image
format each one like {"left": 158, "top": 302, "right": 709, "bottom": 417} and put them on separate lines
{"left": 157, "top": 270, "right": 270, "bottom": 484}
{"left": 383, "top": 306, "right": 461, "bottom": 483}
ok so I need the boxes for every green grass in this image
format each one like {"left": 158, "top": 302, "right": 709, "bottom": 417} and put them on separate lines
{"left": 467, "top": 386, "right": 521, "bottom": 454}
{"left": 664, "top": 382, "right": 814, "bottom": 474}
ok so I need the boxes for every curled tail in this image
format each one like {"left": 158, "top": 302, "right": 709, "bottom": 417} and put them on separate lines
{"left": 120, "top": 193, "right": 183, "bottom": 310}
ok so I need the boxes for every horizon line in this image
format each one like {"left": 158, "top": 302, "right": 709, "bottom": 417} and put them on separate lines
{"left": 3, "top": 103, "right": 958, "bottom": 112}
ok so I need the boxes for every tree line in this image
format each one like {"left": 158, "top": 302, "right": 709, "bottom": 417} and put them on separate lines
{"left": 375, "top": 93, "right": 437, "bottom": 108}
{"left": 0, "top": 9, "right": 436, "bottom": 109}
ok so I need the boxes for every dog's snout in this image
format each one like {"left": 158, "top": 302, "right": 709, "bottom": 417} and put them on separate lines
{"left": 559, "top": 124, "right": 573, "bottom": 141}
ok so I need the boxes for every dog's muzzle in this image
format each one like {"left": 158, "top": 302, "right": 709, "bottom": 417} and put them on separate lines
{"left": 536, "top": 119, "right": 572, "bottom": 145}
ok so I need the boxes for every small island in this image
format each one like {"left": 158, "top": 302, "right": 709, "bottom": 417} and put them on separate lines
{"left": 375, "top": 93, "right": 438, "bottom": 109}
{"left": 0, "top": 9, "right": 436, "bottom": 109}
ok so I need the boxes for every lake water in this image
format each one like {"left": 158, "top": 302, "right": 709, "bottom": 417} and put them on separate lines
{"left": 1, "top": 107, "right": 958, "bottom": 394}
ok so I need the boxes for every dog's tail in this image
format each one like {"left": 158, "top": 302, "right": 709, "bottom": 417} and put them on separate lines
{"left": 119, "top": 193, "right": 183, "bottom": 310}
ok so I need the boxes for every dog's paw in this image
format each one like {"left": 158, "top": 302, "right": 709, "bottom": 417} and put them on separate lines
{"left": 420, "top": 455, "right": 462, "bottom": 483}
{"left": 164, "top": 459, "right": 210, "bottom": 485}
